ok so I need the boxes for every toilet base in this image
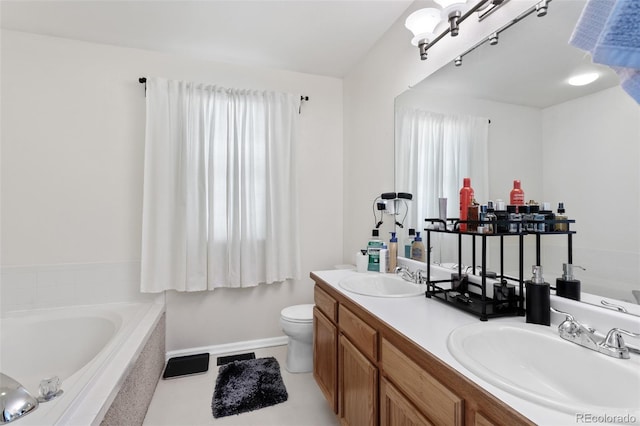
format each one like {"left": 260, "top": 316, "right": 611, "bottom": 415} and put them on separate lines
{"left": 285, "top": 338, "right": 313, "bottom": 373}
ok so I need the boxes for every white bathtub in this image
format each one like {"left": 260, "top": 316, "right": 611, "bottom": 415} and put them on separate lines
{"left": 0, "top": 302, "right": 164, "bottom": 425}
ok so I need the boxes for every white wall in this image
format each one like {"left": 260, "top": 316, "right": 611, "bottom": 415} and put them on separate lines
{"left": 541, "top": 86, "right": 640, "bottom": 302}
{"left": 1, "top": 30, "right": 344, "bottom": 350}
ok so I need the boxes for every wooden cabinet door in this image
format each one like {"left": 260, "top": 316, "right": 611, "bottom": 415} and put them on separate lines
{"left": 339, "top": 335, "right": 378, "bottom": 426}
{"left": 381, "top": 338, "right": 464, "bottom": 426}
{"left": 380, "top": 377, "right": 433, "bottom": 426}
{"left": 313, "top": 307, "right": 338, "bottom": 413}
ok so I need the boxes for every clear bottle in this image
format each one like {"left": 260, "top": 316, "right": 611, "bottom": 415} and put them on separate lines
{"left": 459, "top": 178, "right": 474, "bottom": 232}
{"left": 554, "top": 202, "right": 568, "bottom": 232}
{"left": 411, "top": 232, "right": 426, "bottom": 262}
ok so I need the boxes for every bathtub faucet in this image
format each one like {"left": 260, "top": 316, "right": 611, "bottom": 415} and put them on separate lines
{"left": 0, "top": 373, "right": 39, "bottom": 424}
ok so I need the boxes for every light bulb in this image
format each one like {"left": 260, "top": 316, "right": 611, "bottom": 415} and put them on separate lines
{"left": 405, "top": 8, "right": 443, "bottom": 46}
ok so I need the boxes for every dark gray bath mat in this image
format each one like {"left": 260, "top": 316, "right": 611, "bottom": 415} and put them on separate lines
{"left": 212, "top": 357, "right": 288, "bottom": 418}
{"left": 162, "top": 353, "right": 209, "bottom": 379}
{"left": 216, "top": 352, "right": 256, "bottom": 366}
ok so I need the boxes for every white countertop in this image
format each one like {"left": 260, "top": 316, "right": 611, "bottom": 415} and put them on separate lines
{"left": 312, "top": 267, "right": 639, "bottom": 425}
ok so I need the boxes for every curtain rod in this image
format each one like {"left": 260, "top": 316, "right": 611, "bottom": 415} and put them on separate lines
{"left": 138, "top": 77, "right": 309, "bottom": 102}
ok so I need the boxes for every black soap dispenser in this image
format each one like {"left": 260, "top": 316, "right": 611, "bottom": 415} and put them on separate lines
{"left": 525, "top": 265, "right": 550, "bottom": 326}
{"left": 556, "top": 263, "right": 585, "bottom": 301}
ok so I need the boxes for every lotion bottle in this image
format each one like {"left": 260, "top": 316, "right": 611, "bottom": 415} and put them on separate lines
{"left": 556, "top": 263, "right": 585, "bottom": 301}
{"left": 525, "top": 265, "right": 550, "bottom": 326}
{"left": 388, "top": 232, "right": 398, "bottom": 271}
{"left": 411, "top": 232, "right": 426, "bottom": 262}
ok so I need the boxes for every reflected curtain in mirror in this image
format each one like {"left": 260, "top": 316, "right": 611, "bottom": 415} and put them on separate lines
{"left": 395, "top": 108, "right": 489, "bottom": 262}
{"left": 141, "top": 77, "right": 301, "bottom": 292}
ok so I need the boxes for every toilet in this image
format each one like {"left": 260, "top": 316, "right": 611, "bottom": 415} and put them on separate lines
{"left": 280, "top": 304, "right": 314, "bottom": 373}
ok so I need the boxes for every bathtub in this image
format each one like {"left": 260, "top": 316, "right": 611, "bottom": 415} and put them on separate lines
{"left": 0, "top": 302, "right": 165, "bottom": 425}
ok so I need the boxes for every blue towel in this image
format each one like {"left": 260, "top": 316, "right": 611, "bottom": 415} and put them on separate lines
{"left": 570, "top": 0, "right": 640, "bottom": 104}
{"left": 593, "top": 0, "right": 640, "bottom": 69}
{"left": 618, "top": 67, "right": 640, "bottom": 103}
{"left": 569, "top": 0, "right": 616, "bottom": 54}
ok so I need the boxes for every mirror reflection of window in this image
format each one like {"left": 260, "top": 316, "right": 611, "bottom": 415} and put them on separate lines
{"left": 395, "top": 107, "right": 489, "bottom": 263}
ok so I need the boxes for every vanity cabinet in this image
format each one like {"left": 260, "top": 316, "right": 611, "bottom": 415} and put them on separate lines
{"left": 313, "top": 287, "right": 338, "bottom": 413}
{"left": 312, "top": 274, "right": 535, "bottom": 426}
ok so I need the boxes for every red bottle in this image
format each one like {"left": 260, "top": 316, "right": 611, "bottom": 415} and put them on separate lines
{"left": 459, "top": 178, "right": 474, "bottom": 232}
{"left": 510, "top": 180, "right": 525, "bottom": 206}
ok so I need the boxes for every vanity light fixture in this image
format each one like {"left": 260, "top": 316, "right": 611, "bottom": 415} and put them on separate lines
{"left": 568, "top": 72, "right": 599, "bottom": 86}
{"left": 434, "top": 0, "right": 470, "bottom": 37}
{"left": 405, "top": 0, "right": 507, "bottom": 61}
{"left": 404, "top": 8, "right": 442, "bottom": 60}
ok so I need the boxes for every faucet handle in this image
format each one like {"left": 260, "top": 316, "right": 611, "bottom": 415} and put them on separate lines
{"left": 415, "top": 269, "right": 428, "bottom": 284}
{"left": 550, "top": 307, "right": 575, "bottom": 322}
{"left": 601, "top": 328, "right": 640, "bottom": 359}
{"left": 550, "top": 307, "right": 596, "bottom": 334}
{"left": 603, "top": 328, "right": 640, "bottom": 349}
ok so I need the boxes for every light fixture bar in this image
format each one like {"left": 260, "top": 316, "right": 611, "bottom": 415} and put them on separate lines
{"left": 452, "top": 0, "right": 552, "bottom": 66}
{"left": 422, "top": 0, "right": 492, "bottom": 54}
{"left": 478, "top": 0, "right": 509, "bottom": 21}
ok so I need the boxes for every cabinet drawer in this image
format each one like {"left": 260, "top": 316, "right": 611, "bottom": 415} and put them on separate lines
{"left": 315, "top": 285, "right": 337, "bottom": 322}
{"left": 339, "top": 305, "right": 377, "bottom": 361}
{"left": 381, "top": 338, "right": 463, "bottom": 426}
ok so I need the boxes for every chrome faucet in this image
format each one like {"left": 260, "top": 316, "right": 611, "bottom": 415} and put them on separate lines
{"left": 394, "top": 266, "right": 428, "bottom": 284}
{"left": 394, "top": 266, "right": 415, "bottom": 282}
{"left": 551, "top": 308, "right": 640, "bottom": 359}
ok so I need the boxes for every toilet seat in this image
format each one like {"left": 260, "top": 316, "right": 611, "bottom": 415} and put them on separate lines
{"left": 281, "top": 304, "right": 314, "bottom": 323}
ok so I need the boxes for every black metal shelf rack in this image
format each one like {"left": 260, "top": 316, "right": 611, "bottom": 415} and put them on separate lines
{"left": 423, "top": 217, "right": 576, "bottom": 321}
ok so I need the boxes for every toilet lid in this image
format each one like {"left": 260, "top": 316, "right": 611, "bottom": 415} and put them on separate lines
{"left": 281, "top": 304, "right": 314, "bottom": 323}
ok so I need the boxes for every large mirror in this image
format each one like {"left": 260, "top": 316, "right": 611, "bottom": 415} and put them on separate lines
{"left": 395, "top": 0, "right": 640, "bottom": 313}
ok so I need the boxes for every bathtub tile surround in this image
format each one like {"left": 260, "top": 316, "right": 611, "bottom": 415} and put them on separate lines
{"left": 0, "top": 261, "right": 158, "bottom": 312}
{"left": 101, "top": 312, "right": 165, "bottom": 426}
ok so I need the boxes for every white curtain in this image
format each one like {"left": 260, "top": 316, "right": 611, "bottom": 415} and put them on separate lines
{"left": 141, "top": 77, "right": 301, "bottom": 292}
{"left": 395, "top": 108, "right": 489, "bottom": 262}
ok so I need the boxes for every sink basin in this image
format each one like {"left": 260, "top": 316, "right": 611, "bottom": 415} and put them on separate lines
{"left": 338, "top": 274, "right": 425, "bottom": 297}
{"left": 448, "top": 322, "right": 640, "bottom": 418}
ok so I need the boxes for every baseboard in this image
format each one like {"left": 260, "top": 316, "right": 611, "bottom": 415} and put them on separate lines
{"left": 165, "top": 336, "right": 289, "bottom": 362}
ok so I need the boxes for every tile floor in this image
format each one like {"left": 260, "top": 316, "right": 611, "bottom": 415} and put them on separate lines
{"left": 143, "top": 345, "right": 339, "bottom": 426}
